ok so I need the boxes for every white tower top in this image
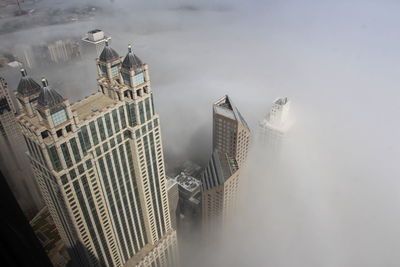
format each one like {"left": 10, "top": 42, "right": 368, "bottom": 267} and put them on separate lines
{"left": 260, "top": 97, "right": 292, "bottom": 133}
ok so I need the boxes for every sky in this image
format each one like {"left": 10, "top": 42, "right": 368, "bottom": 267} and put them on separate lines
{"left": 1, "top": 0, "right": 400, "bottom": 266}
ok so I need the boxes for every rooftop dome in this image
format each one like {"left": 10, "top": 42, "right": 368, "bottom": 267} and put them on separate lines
{"left": 99, "top": 41, "right": 119, "bottom": 62}
{"left": 122, "top": 44, "right": 143, "bottom": 70}
{"left": 37, "top": 78, "right": 64, "bottom": 108}
{"left": 17, "top": 69, "right": 41, "bottom": 96}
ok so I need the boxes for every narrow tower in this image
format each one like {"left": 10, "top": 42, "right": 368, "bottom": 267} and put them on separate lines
{"left": 1, "top": 71, "right": 43, "bottom": 217}
{"left": 201, "top": 95, "right": 250, "bottom": 231}
{"left": 258, "top": 97, "right": 291, "bottom": 155}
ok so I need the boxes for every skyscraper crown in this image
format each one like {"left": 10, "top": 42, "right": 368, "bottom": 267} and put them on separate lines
{"left": 17, "top": 69, "right": 41, "bottom": 96}
{"left": 99, "top": 41, "right": 120, "bottom": 62}
{"left": 122, "top": 44, "right": 143, "bottom": 70}
{"left": 37, "top": 78, "right": 64, "bottom": 108}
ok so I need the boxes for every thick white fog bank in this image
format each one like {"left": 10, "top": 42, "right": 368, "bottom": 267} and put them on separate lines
{"left": 1, "top": 0, "right": 400, "bottom": 265}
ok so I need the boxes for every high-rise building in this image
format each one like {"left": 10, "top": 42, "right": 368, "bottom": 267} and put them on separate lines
{"left": 258, "top": 97, "right": 291, "bottom": 154}
{"left": 15, "top": 42, "right": 178, "bottom": 267}
{"left": 0, "top": 169, "right": 53, "bottom": 267}
{"left": 173, "top": 172, "right": 202, "bottom": 230}
{"left": 212, "top": 95, "right": 251, "bottom": 167}
{"left": 82, "top": 30, "right": 111, "bottom": 57}
{"left": 166, "top": 177, "right": 179, "bottom": 230}
{"left": 0, "top": 73, "right": 43, "bottom": 217}
{"left": 201, "top": 95, "right": 250, "bottom": 230}
{"left": 47, "top": 39, "right": 81, "bottom": 63}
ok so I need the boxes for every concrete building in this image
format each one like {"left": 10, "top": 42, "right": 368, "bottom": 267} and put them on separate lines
{"left": 30, "top": 207, "right": 71, "bottom": 267}
{"left": 166, "top": 177, "right": 179, "bottom": 230}
{"left": 0, "top": 73, "right": 43, "bottom": 217}
{"left": 258, "top": 97, "right": 291, "bottom": 155}
{"left": 173, "top": 172, "right": 202, "bottom": 230}
{"left": 201, "top": 95, "right": 250, "bottom": 230}
{"left": 47, "top": 39, "right": 81, "bottom": 63}
{"left": 82, "top": 30, "right": 111, "bottom": 57}
{"left": 15, "top": 42, "right": 178, "bottom": 267}
{"left": 213, "top": 95, "right": 251, "bottom": 167}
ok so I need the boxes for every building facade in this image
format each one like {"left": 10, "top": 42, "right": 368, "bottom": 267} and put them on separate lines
{"left": 15, "top": 42, "right": 178, "bottom": 267}
{"left": 82, "top": 30, "right": 111, "bottom": 57}
{"left": 0, "top": 73, "right": 43, "bottom": 217}
{"left": 201, "top": 95, "right": 250, "bottom": 230}
{"left": 213, "top": 95, "right": 251, "bottom": 167}
{"left": 258, "top": 97, "right": 291, "bottom": 155}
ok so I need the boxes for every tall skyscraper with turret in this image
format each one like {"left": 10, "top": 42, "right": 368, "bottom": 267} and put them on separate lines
{"left": 0, "top": 74, "right": 43, "bottom": 217}
{"left": 258, "top": 97, "right": 291, "bottom": 155}
{"left": 201, "top": 95, "right": 250, "bottom": 230}
{"left": 15, "top": 42, "right": 178, "bottom": 267}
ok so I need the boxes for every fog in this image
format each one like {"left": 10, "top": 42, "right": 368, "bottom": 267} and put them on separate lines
{"left": 1, "top": 0, "right": 400, "bottom": 266}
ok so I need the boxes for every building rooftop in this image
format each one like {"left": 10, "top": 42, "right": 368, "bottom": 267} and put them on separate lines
{"left": 99, "top": 42, "right": 119, "bottom": 62}
{"left": 122, "top": 45, "right": 143, "bottom": 70}
{"left": 166, "top": 177, "right": 178, "bottom": 190}
{"left": 173, "top": 172, "right": 201, "bottom": 193}
{"left": 72, "top": 92, "right": 118, "bottom": 121}
{"left": 37, "top": 78, "right": 64, "bottom": 108}
{"left": 17, "top": 69, "right": 41, "bottom": 96}
{"left": 214, "top": 95, "right": 250, "bottom": 131}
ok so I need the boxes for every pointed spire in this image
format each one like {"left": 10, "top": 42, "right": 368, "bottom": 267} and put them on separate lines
{"left": 99, "top": 41, "right": 119, "bottom": 62}
{"left": 17, "top": 68, "right": 41, "bottom": 96}
{"left": 37, "top": 77, "right": 64, "bottom": 108}
{"left": 122, "top": 43, "right": 143, "bottom": 70}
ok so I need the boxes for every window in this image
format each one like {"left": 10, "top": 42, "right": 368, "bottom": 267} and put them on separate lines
{"left": 51, "top": 109, "right": 67, "bottom": 126}
{"left": 134, "top": 72, "right": 144, "bottom": 85}
{"left": 100, "top": 65, "right": 107, "bottom": 76}
{"left": 122, "top": 72, "right": 130, "bottom": 86}
{"left": 111, "top": 64, "right": 119, "bottom": 77}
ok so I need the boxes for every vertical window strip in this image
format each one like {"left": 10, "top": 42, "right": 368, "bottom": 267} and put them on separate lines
{"left": 80, "top": 125, "right": 92, "bottom": 151}
{"left": 89, "top": 122, "right": 99, "bottom": 145}
{"left": 123, "top": 143, "right": 147, "bottom": 248}
{"left": 70, "top": 138, "right": 81, "bottom": 163}
{"left": 145, "top": 98, "right": 151, "bottom": 121}
{"left": 139, "top": 101, "right": 145, "bottom": 124}
{"left": 81, "top": 176, "right": 114, "bottom": 266}
{"left": 119, "top": 106, "right": 127, "bottom": 129}
{"left": 47, "top": 145, "right": 62, "bottom": 171}
{"left": 97, "top": 118, "right": 106, "bottom": 141}
{"left": 112, "top": 148, "right": 135, "bottom": 257}
{"left": 73, "top": 179, "right": 107, "bottom": 266}
{"left": 149, "top": 132, "right": 166, "bottom": 236}
{"left": 61, "top": 143, "right": 73, "bottom": 168}
{"left": 143, "top": 135, "right": 162, "bottom": 239}
{"left": 112, "top": 110, "right": 120, "bottom": 133}
{"left": 105, "top": 113, "right": 113, "bottom": 137}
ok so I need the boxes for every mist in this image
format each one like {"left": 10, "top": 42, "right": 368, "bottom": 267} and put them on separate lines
{"left": 1, "top": 0, "right": 400, "bottom": 266}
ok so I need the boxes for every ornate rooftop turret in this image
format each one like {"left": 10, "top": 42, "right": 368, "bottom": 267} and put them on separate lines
{"left": 37, "top": 78, "right": 64, "bottom": 108}
{"left": 99, "top": 41, "right": 119, "bottom": 62}
{"left": 17, "top": 69, "right": 41, "bottom": 96}
{"left": 122, "top": 44, "right": 143, "bottom": 70}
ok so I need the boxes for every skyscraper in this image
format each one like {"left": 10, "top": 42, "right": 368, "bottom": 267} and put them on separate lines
{"left": 258, "top": 97, "right": 291, "bottom": 155}
{"left": 82, "top": 30, "right": 111, "bottom": 57}
{"left": 0, "top": 73, "right": 43, "bottom": 217}
{"left": 201, "top": 95, "right": 250, "bottom": 230}
{"left": 0, "top": 169, "right": 53, "bottom": 267}
{"left": 15, "top": 42, "right": 178, "bottom": 267}
{"left": 212, "top": 95, "right": 251, "bottom": 167}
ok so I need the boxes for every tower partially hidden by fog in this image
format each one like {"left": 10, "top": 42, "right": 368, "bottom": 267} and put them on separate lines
{"left": 201, "top": 95, "right": 250, "bottom": 230}
{"left": 258, "top": 97, "right": 291, "bottom": 154}
{"left": 16, "top": 42, "right": 178, "bottom": 267}
{"left": 0, "top": 73, "right": 43, "bottom": 216}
